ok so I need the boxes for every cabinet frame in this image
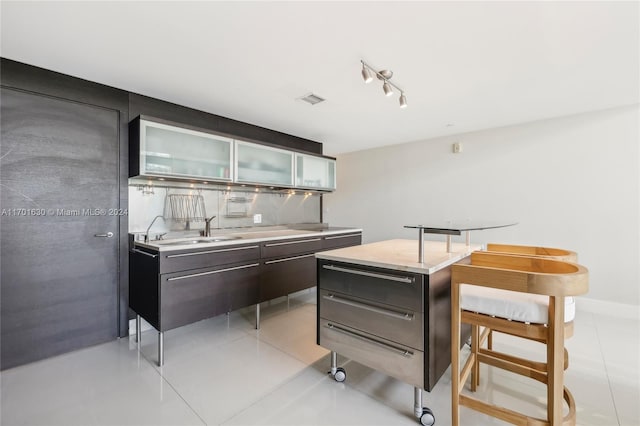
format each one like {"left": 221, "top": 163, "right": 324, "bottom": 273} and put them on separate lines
{"left": 130, "top": 115, "right": 235, "bottom": 182}
{"left": 295, "top": 152, "right": 337, "bottom": 191}
{"left": 234, "top": 140, "right": 295, "bottom": 187}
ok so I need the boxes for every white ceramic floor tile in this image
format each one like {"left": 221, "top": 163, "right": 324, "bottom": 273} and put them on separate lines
{"left": 0, "top": 339, "right": 203, "bottom": 426}
{"left": 156, "top": 333, "right": 309, "bottom": 425}
{"left": 254, "top": 303, "right": 329, "bottom": 365}
{"left": 224, "top": 356, "right": 421, "bottom": 426}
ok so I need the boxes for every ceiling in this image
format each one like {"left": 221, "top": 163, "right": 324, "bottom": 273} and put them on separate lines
{"left": 1, "top": 1, "right": 638, "bottom": 156}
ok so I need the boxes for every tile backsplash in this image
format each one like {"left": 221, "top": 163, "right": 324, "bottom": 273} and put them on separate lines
{"left": 128, "top": 182, "right": 321, "bottom": 235}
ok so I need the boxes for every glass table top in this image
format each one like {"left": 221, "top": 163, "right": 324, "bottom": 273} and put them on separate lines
{"left": 404, "top": 221, "right": 518, "bottom": 235}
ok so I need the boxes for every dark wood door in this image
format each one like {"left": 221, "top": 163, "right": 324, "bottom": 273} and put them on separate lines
{"left": 1, "top": 87, "right": 120, "bottom": 370}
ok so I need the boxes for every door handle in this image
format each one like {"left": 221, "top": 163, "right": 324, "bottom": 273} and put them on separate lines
{"left": 94, "top": 232, "right": 114, "bottom": 238}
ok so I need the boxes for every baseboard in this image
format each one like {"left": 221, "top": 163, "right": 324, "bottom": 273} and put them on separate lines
{"left": 577, "top": 297, "right": 640, "bottom": 320}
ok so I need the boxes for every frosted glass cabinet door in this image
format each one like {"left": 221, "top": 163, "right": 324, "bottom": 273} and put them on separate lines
{"left": 235, "top": 141, "right": 294, "bottom": 186}
{"left": 140, "top": 120, "right": 233, "bottom": 181}
{"left": 295, "top": 153, "right": 336, "bottom": 191}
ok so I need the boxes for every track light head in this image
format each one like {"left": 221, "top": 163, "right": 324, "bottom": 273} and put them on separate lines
{"left": 382, "top": 81, "right": 393, "bottom": 97}
{"left": 361, "top": 65, "right": 373, "bottom": 83}
{"left": 399, "top": 93, "right": 408, "bottom": 108}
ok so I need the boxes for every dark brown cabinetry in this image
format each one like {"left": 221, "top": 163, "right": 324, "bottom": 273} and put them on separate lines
{"left": 130, "top": 243, "right": 261, "bottom": 333}
{"left": 259, "top": 237, "right": 322, "bottom": 302}
{"left": 161, "top": 261, "right": 260, "bottom": 331}
{"left": 259, "top": 233, "right": 362, "bottom": 303}
{"left": 321, "top": 233, "right": 363, "bottom": 251}
{"left": 130, "top": 230, "right": 361, "bottom": 365}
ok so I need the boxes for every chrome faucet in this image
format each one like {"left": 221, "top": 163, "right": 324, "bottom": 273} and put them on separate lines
{"left": 203, "top": 215, "right": 217, "bottom": 237}
{"left": 145, "top": 215, "right": 166, "bottom": 243}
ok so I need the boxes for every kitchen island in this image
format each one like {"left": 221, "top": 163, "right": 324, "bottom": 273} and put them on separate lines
{"left": 316, "top": 239, "right": 479, "bottom": 425}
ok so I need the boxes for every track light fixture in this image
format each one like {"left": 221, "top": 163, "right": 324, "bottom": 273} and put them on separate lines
{"left": 360, "top": 60, "right": 407, "bottom": 108}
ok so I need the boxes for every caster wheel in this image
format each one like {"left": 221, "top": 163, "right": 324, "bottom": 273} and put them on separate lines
{"left": 333, "top": 367, "right": 346, "bottom": 382}
{"left": 419, "top": 407, "right": 435, "bottom": 426}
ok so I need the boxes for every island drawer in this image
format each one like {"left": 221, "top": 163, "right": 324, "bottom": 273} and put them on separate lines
{"left": 261, "top": 237, "right": 323, "bottom": 259}
{"left": 159, "top": 243, "right": 260, "bottom": 274}
{"left": 318, "top": 260, "right": 424, "bottom": 312}
{"left": 319, "top": 319, "right": 424, "bottom": 389}
{"left": 319, "top": 289, "right": 423, "bottom": 350}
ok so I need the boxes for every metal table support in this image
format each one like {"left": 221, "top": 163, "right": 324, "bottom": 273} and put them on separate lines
{"left": 255, "top": 303, "right": 261, "bottom": 330}
{"left": 135, "top": 314, "right": 141, "bottom": 343}
{"left": 158, "top": 331, "right": 164, "bottom": 366}
{"left": 406, "top": 221, "right": 518, "bottom": 263}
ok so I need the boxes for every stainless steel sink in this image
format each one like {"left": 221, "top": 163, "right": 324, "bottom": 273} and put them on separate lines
{"left": 157, "top": 236, "right": 242, "bottom": 246}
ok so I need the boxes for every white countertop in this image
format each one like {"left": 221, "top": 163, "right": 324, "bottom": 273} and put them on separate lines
{"left": 134, "top": 227, "right": 362, "bottom": 252}
{"left": 315, "top": 239, "right": 482, "bottom": 274}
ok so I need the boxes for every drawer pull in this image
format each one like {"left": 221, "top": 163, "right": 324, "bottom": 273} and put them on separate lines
{"left": 323, "top": 294, "right": 414, "bottom": 321}
{"left": 324, "top": 234, "right": 361, "bottom": 240}
{"left": 322, "top": 264, "right": 414, "bottom": 284}
{"left": 325, "top": 323, "right": 413, "bottom": 357}
{"left": 132, "top": 248, "right": 158, "bottom": 258}
{"left": 167, "top": 263, "right": 259, "bottom": 281}
{"left": 166, "top": 245, "right": 259, "bottom": 258}
{"left": 264, "top": 253, "right": 316, "bottom": 265}
{"left": 264, "top": 238, "right": 321, "bottom": 247}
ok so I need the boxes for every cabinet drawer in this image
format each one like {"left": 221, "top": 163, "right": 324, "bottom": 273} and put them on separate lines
{"left": 160, "top": 261, "right": 260, "bottom": 331}
{"left": 319, "top": 319, "right": 424, "bottom": 389}
{"left": 159, "top": 243, "right": 260, "bottom": 274}
{"left": 321, "top": 233, "right": 362, "bottom": 251}
{"left": 261, "top": 237, "right": 323, "bottom": 259}
{"left": 318, "top": 260, "right": 424, "bottom": 312}
{"left": 260, "top": 253, "right": 316, "bottom": 302}
{"left": 319, "top": 289, "right": 423, "bottom": 350}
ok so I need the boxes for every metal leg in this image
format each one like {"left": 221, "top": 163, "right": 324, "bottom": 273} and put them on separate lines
{"left": 158, "top": 331, "right": 164, "bottom": 367}
{"left": 135, "top": 314, "right": 141, "bottom": 343}
{"left": 446, "top": 235, "right": 453, "bottom": 253}
{"left": 418, "top": 229, "right": 424, "bottom": 263}
{"left": 330, "top": 351, "right": 338, "bottom": 376}
{"left": 255, "top": 303, "right": 260, "bottom": 330}
{"left": 465, "top": 231, "right": 471, "bottom": 247}
{"left": 414, "top": 387, "right": 423, "bottom": 418}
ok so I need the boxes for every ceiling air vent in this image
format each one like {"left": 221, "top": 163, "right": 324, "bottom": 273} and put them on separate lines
{"left": 299, "top": 93, "right": 325, "bottom": 105}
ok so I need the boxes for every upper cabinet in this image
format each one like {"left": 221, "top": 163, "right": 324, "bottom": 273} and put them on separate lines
{"left": 295, "top": 153, "right": 336, "bottom": 191}
{"left": 129, "top": 116, "right": 336, "bottom": 191}
{"left": 235, "top": 141, "right": 294, "bottom": 187}
{"left": 130, "top": 117, "right": 233, "bottom": 182}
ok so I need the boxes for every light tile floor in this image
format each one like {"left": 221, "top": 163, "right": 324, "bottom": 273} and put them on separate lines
{"left": 1, "top": 290, "right": 638, "bottom": 426}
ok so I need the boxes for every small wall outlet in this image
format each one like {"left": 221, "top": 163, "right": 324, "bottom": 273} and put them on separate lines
{"left": 453, "top": 142, "right": 463, "bottom": 153}
{"left": 253, "top": 213, "right": 262, "bottom": 224}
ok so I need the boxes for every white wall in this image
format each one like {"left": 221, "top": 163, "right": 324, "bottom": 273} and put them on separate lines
{"left": 324, "top": 105, "right": 639, "bottom": 309}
